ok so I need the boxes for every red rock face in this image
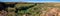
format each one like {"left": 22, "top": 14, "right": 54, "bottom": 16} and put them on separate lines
{"left": 46, "top": 8, "right": 60, "bottom": 16}
{"left": 0, "top": 10, "right": 7, "bottom": 16}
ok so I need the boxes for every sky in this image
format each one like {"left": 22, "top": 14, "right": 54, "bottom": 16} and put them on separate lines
{"left": 0, "top": 0, "right": 60, "bottom": 2}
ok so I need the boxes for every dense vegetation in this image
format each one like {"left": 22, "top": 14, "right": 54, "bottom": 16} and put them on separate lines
{"left": 15, "top": 3, "right": 45, "bottom": 16}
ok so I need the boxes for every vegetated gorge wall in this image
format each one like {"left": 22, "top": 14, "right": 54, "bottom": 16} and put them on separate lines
{"left": 0, "top": 2, "right": 60, "bottom": 16}
{"left": 15, "top": 3, "right": 60, "bottom": 16}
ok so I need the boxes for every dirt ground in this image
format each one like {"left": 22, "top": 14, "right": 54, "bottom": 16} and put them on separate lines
{"left": 40, "top": 3, "right": 60, "bottom": 16}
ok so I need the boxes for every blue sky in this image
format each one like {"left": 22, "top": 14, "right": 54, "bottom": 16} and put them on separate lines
{"left": 0, "top": 0, "right": 60, "bottom": 2}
